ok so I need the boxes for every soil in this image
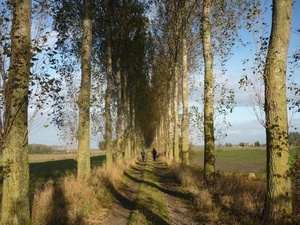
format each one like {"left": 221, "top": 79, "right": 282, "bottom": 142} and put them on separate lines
{"left": 154, "top": 161, "right": 198, "bottom": 225}
{"left": 101, "top": 159, "right": 198, "bottom": 225}
{"left": 101, "top": 160, "right": 144, "bottom": 225}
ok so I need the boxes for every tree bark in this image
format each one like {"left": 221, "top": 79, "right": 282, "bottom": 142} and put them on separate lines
{"left": 124, "top": 92, "right": 131, "bottom": 158}
{"left": 263, "top": 0, "right": 292, "bottom": 221}
{"left": 77, "top": 0, "right": 92, "bottom": 179}
{"left": 115, "top": 56, "right": 124, "bottom": 163}
{"left": 168, "top": 98, "right": 174, "bottom": 160}
{"left": 105, "top": 23, "right": 113, "bottom": 167}
{"left": 202, "top": 0, "right": 215, "bottom": 185}
{"left": 1, "top": 0, "right": 31, "bottom": 223}
{"left": 181, "top": 7, "right": 189, "bottom": 165}
{"left": 173, "top": 60, "right": 180, "bottom": 163}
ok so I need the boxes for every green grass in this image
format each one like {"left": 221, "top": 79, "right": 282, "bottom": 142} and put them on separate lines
{"left": 0, "top": 155, "right": 106, "bottom": 190}
{"left": 129, "top": 159, "right": 169, "bottom": 225}
{"left": 193, "top": 146, "right": 299, "bottom": 175}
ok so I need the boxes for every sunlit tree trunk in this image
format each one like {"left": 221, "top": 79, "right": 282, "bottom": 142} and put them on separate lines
{"left": 263, "top": 0, "right": 292, "bottom": 221}
{"left": 160, "top": 119, "right": 165, "bottom": 152}
{"left": 168, "top": 102, "right": 173, "bottom": 160}
{"left": 167, "top": 73, "right": 174, "bottom": 160}
{"left": 125, "top": 114, "right": 131, "bottom": 159}
{"left": 163, "top": 113, "right": 168, "bottom": 156}
{"left": 116, "top": 57, "right": 123, "bottom": 163}
{"left": 163, "top": 112, "right": 169, "bottom": 156}
{"left": 132, "top": 102, "right": 137, "bottom": 156}
{"left": 203, "top": 0, "right": 215, "bottom": 185}
{"left": 181, "top": 9, "right": 189, "bottom": 165}
{"left": 105, "top": 23, "right": 113, "bottom": 167}
{"left": 124, "top": 77, "right": 131, "bottom": 158}
{"left": 129, "top": 96, "right": 134, "bottom": 158}
{"left": 173, "top": 60, "right": 180, "bottom": 163}
{"left": 1, "top": 0, "right": 31, "bottom": 223}
{"left": 77, "top": 0, "right": 92, "bottom": 179}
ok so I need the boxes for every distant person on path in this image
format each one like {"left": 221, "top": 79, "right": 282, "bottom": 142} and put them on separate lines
{"left": 141, "top": 149, "right": 146, "bottom": 161}
{"left": 152, "top": 148, "right": 157, "bottom": 161}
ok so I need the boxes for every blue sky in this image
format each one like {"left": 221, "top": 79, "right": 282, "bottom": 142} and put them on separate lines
{"left": 220, "top": 0, "right": 300, "bottom": 145}
{"left": 29, "top": 1, "right": 300, "bottom": 148}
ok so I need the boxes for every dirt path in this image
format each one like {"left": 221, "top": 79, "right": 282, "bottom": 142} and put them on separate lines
{"left": 154, "top": 161, "right": 198, "bottom": 225}
{"left": 101, "top": 158, "right": 198, "bottom": 225}
{"left": 101, "top": 160, "right": 145, "bottom": 225}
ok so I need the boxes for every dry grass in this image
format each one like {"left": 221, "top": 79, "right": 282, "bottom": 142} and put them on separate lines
{"left": 166, "top": 159, "right": 300, "bottom": 225}
{"left": 31, "top": 175, "right": 110, "bottom": 225}
{"left": 31, "top": 157, "right": 136, "bottom": 225}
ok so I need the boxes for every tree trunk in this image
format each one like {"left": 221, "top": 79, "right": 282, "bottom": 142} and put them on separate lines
{"left": 263, "top": 0, "right": 292, "bottom": 221}
{"left": 124, "top": 94, "right": 131, "bottom": 158}
{"left": 168, "top": 102, "right": 173, "bottom": 160}
{"left": 1, "top": 0, "right": 31, "bottom": 223}
{"left": 181, "top": 10, "right": 189, "bottom": 165}
{"left": 105, "top": 24, "right": 113, "bottom": 167}
{"left": 116, "top": 58, "right": 123, "bottom": 163}
{"left": 77, "top": 0, "right": 92, "bottom": 179}
{"left": 157, "top": 113, "right": 163, "bottom": 154}
{"left": 131, "top": 100, "right": 136, "bottom": 156}
{"left": 116, "top": 57, "right": 123, "bottom": 163}
{"left": 163, "top": 113, "right": 168, "bottom": 157}
{"left": 173, "top": 61, "right": 180, "bottom": 163}
{"left": 202, "top": 0, "right": 215, "bottom": 185}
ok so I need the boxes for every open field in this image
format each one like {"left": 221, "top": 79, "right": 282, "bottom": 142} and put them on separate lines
{"left": 192, "top": 146, "right": 299, "bottom": 175}
{"left": 0, "top": 152, "right": 106, "bottom": 192}
{"left": 1, "top": 147, "right": 298, "bottom": 184}
{"left": 0, "top": 151, "right": 104, "bottom": 165}
{"left": 0, "top": 147, "right": 298, "bottom": 187}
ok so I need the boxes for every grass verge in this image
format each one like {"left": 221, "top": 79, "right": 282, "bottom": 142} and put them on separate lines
{"left": 0, "top": 156, "right": 134, "bottom": 224}
{"left": 166, "top": 158, "right": 300, "bottom": 224}
{"left": 30, "top": 158, "right": 137, "bottom": 225}
{"left": 167, "top": 161, "right": 266, "bottom": 224}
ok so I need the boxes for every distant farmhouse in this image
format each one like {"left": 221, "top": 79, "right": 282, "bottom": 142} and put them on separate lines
{"left": 243, "top": 142, "right": 253, "bottom": 147}
{"left": 239, "top": 142, "right": 255, "bottom": 147}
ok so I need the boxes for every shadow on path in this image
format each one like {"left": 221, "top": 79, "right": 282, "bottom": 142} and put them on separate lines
{"left": 124, "top": 165, "right": 191, "bottom": 201}
{"left": 102, "top": 158, "right": 193, "bottom": 225}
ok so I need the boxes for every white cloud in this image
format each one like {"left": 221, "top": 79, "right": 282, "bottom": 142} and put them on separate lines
{"left": 225, "top": 118, "right": 265, "bottom": 145}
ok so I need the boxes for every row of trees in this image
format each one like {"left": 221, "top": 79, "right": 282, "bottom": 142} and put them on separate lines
{"left": 289, "top": 131, "right": 300, "bottom": 145}
{"left": 0, "top": 0, "right": 155, "bottom": 223}
{"left": 238, "top": 141, "right": 261, "bottom": 147}
{"left": 0, "top": 0, "right": 298, "bottom": 223}
{"left": 28, "top": 144, "right": 54, "bottom": 154}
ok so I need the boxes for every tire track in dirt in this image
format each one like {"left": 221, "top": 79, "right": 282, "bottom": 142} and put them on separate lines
{"left": 101, "top": 160, "right": 145, "bottom": 225}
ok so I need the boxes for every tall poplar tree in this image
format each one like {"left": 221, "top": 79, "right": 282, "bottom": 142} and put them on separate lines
{"left": 77, "top": 0, "right": 92, "bottom": 179}
{"left": 1, "top": 0, "right": 31, "bottom": 223}
{"left": 202, "top": 0, "right": 215, "bottom": 184}
{"left": 263, "top": 0, "right": 292, "bottom": 221}
{"left": 179, "top": 0, "right": 201, "bottom": 165}
{"left": 104, "top": 10, "right": 113, "bottom": 167}
{"left": 181, "top": 2, "right": 189, "bottom": 165}
{"left": 201, "top": 0, "right": 252, "bottom": 184}
{"left": 53, "top": 0, "right": 93, "bottom": 178}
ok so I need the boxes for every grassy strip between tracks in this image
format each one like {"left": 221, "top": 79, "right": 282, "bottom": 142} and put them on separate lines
{"left": 129, "top": 158, "right": 169, "bottom": 225}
